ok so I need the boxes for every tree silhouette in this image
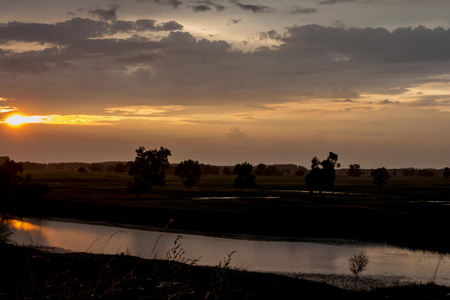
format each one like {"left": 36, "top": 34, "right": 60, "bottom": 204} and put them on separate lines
{"left": 371, "top": 167, "right": 390, "bottom": 187}
{"left": 402, "top": 167, "right": 417, "bottom": 176}
{"left": 254, "top": 163, "right": 282, "bottom": 176}
{"left": 114, "top": 163, "right": 127, "bottom": 174}
{"left": 89, "top": 163, "right": 104, "bottom": 172}
{"left": 127, "top": 178, "right": 152, "bottom": 197}
{"left": 77, "top": 167, "right": 87, "bottom": 174}
{"left": 233, "top": 162, "right": 256, "bottom": 189}
{"left": 128, "top": 146, "right": 171, "bottom": 195}
{"left": 175, "top": 159, "right": 202, "bottom": 189}
{"left": 294, "top": 166, "right": 307, "bottom": 177}
{"left": 0, "top": 159, "right": 23, "bottom": 201}
{"left": 348, "top": 164, "right": 362, "bottom": 177}
{"left": 442, "top": 167, "right": 449, "bottom": 179}
{"left": 417, "top": 169, "right": 435, "bottom": 177}
{"left": 254, "top": 163, "right": 267, "bottom": 176}
{"left": 199, "top": 164, "right": 220, "bottom": 175}
{"left": 222, "top": 166, "right": 232, "bottom": 175}
{"left": 0, "top": 159, "right": 50, "bottom": 202}
{"left": 305, "top": 152, "right": 340, "bottom": 193}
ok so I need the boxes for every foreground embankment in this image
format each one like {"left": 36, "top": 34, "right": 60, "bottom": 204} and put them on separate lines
{"left": 2, "top": 243, "right": 450, "bottom": 300}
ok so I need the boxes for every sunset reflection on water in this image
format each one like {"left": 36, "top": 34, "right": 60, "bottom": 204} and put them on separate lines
{"left": 1, "top": 218, "right": 40, "bottom": 232}
{"left": 3, "top": 217, "right": 450, "bottom": 286}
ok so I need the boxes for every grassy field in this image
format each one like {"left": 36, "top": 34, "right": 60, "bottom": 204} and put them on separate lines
{"left": 3, "top": 170, "right": 450, "bottom": 253}
{"left": 2, "top": 170, "right": 450, "bottom": 299}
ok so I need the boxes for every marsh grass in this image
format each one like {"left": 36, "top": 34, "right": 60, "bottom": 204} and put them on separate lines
{"left": 205, "top": 251, "right": 237, "bottom": 299}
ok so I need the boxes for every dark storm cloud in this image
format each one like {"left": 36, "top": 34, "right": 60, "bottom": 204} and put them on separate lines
{"left": 319, "top": 0, "right": 354, "bottom": 4}
{"left": 67, "top": 38, "right": 161, "bottom": 56}
{"left": 331, "top": 99, "right": 356, "bottom": 102}
{"left": 112, "top": 20, "right": 143, "bottom": 32}
{"left": 408, "top": 95, "right": 450, "bottom": 107}
{"left": 229, "top": 0, "right": 274, "bottom": 13}
{"left": 156, "top": 20, "right": 184, "bottom": 31}
{"left": 0, "top": 19, "right": 108, "bottom": 43}
{"left": 278, "top": 25, "right": 450, "bottom": 63}
{"left": 0, "top": 16, "right": 175, "bottom": 73}
{"left": 159, "top": 31, "right": 232, "bottom": 57}
{"left": 120, "top": 52, "right": 165, "bottom": 64}
{"left": 141, "top": 0, "right": 183, "bottom": 8}
{"left": 192, "top": 5, "right": 212, "bottom": 12}
{"left": 259, "top": 30, "right": 282, "bottom": 40}
{"left": 0, "top": 18, "right": 183, "bottom": 45}
{"left": 287, "top": 6, "right": 317, "bottom": 14}
{"left": 379, "top": 99, "right": 400, "bottom": 104}
{"left": 1, "top": 20, "right": 450, "bottom": 105}
{"left": 244, "top": 25, "right": 450, "bottom": 100}
{"left": 89, "top": 6, "right": 119, "bottom": 21}
{"left": 3, "top": 22, "right": 449, "bottom": 69}
{"left": 192, "top": 1, "right": 226, "bottom": 11}
{"left": 119, "top": 19, "right": 182, "bottom": 31}
{"left": 68, "top": 7, "right": 83, "bottom": 16}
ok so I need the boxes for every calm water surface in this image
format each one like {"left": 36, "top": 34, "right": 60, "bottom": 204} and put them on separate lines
{"left": 5, "top": 218, "right": 450, "bottom": 286}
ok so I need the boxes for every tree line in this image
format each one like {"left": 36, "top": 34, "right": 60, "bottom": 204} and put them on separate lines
{"left": 4, "top": 156, "right": 445, "bottom": 179}
{"left": 1, "top": 149, "right": 449, "bottom": 198}
{"left": 123, "top": 147, "right": 450, "bottom": 195}
{"left": 0, "top": 158, "right": 50, "bottom": 205}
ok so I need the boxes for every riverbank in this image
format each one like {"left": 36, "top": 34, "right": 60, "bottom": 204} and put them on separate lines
{"left": 5, "top": 215, "right": 450, "bottom": 288}
{"left": 5, "top": 190, "right": 450, "bottom": 254}
{"left": 2, "top": 243, "right": 450, "bottom": 300}
{"left": 2, "top": 172, "right": 450, "bottom": 253}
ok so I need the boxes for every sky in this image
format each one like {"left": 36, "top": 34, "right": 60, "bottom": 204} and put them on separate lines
{"left": 0, "top": 0, "right": 449, "bottom": 168}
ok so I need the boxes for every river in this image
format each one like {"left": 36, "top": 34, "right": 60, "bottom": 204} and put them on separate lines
{"left": 4, "top": 217, "right": 450, "bottom": 286}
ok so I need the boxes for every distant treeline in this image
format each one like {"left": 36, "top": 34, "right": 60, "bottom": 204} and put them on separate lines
{"left": 14, "top": 160, "right": 307, "bottom": 176}
{"left": 339, "top": 167, "right": 445, "bottom": 177}
{"left": 1, "top": 156, "right": 446, "bottom": 177}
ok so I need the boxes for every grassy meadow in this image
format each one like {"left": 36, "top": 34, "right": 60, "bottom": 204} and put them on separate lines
{"left": 5, "top": 169, "right": 450, "bottom": 253}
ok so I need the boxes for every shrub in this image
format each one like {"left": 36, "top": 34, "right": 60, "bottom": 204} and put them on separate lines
{"left": 349, "top": 252, "right": 369, "bottom": 290}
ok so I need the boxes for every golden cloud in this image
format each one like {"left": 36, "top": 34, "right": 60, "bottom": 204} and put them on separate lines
{"left": 105, "top": 105, "right": 185, "bottom": 116}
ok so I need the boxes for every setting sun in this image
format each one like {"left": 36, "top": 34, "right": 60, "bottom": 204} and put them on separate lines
{"left": 4, "top": 114, "right": 42, "bottom": 126}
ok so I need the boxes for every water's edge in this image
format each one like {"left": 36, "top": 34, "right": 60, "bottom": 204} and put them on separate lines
{"left": 8, "top": 214, "right": 378, "bottom": 246}
{"left": 4, "top": 216, "right": 449, "bottom": 287}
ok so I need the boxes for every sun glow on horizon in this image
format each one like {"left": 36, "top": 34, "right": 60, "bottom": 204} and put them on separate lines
{"left": 3, "top": 114, "right": 43, "bottom": 126}
{"left": 2, "top": 113, "right": 127, "bottom": 126}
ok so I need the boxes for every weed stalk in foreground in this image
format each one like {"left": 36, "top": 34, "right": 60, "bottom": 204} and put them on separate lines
{"left": 150, "top": 218, "right": 173, "bottom": 258}
{"left": 205, "top": 251, "right": 237, "bottom": 299}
